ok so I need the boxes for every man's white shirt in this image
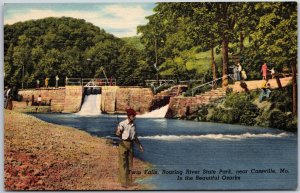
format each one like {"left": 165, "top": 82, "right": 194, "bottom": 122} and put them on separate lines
{"left": 117, "top": 119, "right": 137, "bottom": 141}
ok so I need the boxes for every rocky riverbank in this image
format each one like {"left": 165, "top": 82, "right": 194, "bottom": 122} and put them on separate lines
{"left": 4, "top": 110, "right": 151, "bottom": 190}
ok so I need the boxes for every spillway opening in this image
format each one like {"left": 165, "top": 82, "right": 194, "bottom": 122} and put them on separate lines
{"left": 75, "top": 87, "right": 102, "bottom": 116}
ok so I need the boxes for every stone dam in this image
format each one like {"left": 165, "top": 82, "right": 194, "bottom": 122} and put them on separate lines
{"left": 16, "top": 77, "right": 293, "bottom": 117}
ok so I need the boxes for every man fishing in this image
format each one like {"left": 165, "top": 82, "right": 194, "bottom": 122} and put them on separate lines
{"left": 115, "top": 108, "right": 144, "bottom": 188}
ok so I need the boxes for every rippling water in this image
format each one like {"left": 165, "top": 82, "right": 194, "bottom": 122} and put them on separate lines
{"left": 32, "top": 113, "right": 297, "bottom": 190}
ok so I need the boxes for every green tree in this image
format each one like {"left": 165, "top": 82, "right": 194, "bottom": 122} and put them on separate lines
{"left": 4, "top": 17, "right": 145, "bottom": 87}
{"left": 250, "top": 3, "right": 297, "bottom": 115}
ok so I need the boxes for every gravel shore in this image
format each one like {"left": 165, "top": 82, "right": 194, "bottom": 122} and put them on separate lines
{"left": 4, "top": 110, "right": 151, "bottom": 190}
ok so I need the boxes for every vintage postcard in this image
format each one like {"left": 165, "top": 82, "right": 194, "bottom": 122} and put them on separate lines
{"left": 3, "top": 1, "right": 298, "bottom": 191}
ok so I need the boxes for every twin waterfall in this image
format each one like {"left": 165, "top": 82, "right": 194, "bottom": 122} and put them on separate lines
{"left": 76, "top": 94, "right": 168, "bottom": 118}
{"left": 137, "top": 105, "right": 169, "bottom": 118}
{"left": 76, "top": 95, "right": 102, "bottom": 116}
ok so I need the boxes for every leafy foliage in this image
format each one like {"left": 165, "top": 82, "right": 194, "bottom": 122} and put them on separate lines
{"left": 4, "top": 17, "right": 153, "bottom": 87}
{"left": 206, "top": 85, "right": 296, "bottom": 131}
{"left": 241, "top": 2, "right": 297, "bottom": 74}
{"left": 122, "top": 36, "right": 145, "bottom": 51}
{"left": 210, "top": 92, "right": 259, "bottom": 125}
{"left": 138, "top": 2, "right": 297, "bottom": 85}
{"left": 269, "top": 84, "right": 293, "bottom": 112}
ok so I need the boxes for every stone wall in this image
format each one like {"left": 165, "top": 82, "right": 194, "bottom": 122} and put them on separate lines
{"left": 166, "top": 88, "right": 227, "bottom": 119}
{"left": 18, "top": 86, "right": 154, "bottom": 114}
{"left": 101, "top": 86, "right": 118, "bottom": 113}
{"left": 115, "top": 87, "right": 154, "bottom": 114}
{"left": 18, "top": 88, "right": 66, "bottom": 112}
{"left": 63, "top": 86, "right": 83, "bottom": 113}
{"left": 166, "top": 96, "right": 200, "bottom": 119}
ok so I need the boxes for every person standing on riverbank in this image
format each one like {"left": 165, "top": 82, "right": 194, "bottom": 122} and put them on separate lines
{"left": 4, "top": 86, "right": 8, "bottom": 108}
{"left": 38, "top": 95, "right": 42, "bottom": 106}
{"left": 115, "top": 108, "right": 144, "bottom": 188}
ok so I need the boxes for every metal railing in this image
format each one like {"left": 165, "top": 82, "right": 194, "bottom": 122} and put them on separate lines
{"left": 65, "top": 78, "right": 82, "bottom": 86}
{"left": 145, "top": 79, "right": 205, "bottom": 94}
{"left": 145, "top": 79, "right": 176, "bottom": 86}
{"left": 145, "top": 79, "right": 177, "bottom": 93}
{"left": 191, "top": 75, "right": 234, "bottom": 96}
{"left": 82, "top": 78, "right": 117, "bottom": 87}
{"left": 65, "top": 78, "right": 117, "bottom": 87}
{"left": 179, "top": 79, "right": 204, "bottom": 84}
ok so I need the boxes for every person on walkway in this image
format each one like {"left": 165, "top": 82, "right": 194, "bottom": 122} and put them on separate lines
{"left": 259, "top": 79, "right": 271, "bottom": 102}
{"left": 237, "top": 63, "right": 242, "bottom": 81}
{"left": 36, "top": 79, "right": 40, "bottom": 88}
{"left": 37, "top": 95, "right": 42, "bottom": 106}
{"left": 26, "top": 95, "right": 30, "bottom": 106}
{"left": 233, "top": 65, "right": 238, "bottom": 81}
{"left": 115, "top": 108, "right": 144, "bottom": 188}
{"left": 4, "top": 86, "right": 8, "bottom": 107}
{"left": 45, "top": 77, "right": 49, "bottom": 88}
{"left": 31, "top": 95, "right": 35, "bottom": 106}
{"left": 269, "top": 67, "right": 276, "bottom": 79}
{"left": 5, "top": 87, "right": 13, "bottom": 110}
{"left": 4, "top": 86, "right": 9, "bottom": 109}
{"left": 55, "top": 75, "right": 59, "bottom": 88}
{"left": 241, "top": 69, "right": 247, "bottom": 80}
{"left": 261, "top": 63, "right": 268, "bottom": 80}
{"left": 65, "top": 77, "right": 69, "bottom": 86}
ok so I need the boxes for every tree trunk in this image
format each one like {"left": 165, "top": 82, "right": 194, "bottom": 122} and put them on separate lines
{"left": 240, "top": 31, "right": 244, "bottom": 52}
{"left": 211, "top": 44, "right": 217, "bottom": 89}
{"left": 275, "top": 75, "right": 282, "bottom": 89}
{"left": 154, "top": 37, "right": 159, "bottom": 84}
{"left": 291, "top": 60, "right": 297, "bottom": 116}
{"left": 222, "top": 36, "right": 229, "bottom": 87}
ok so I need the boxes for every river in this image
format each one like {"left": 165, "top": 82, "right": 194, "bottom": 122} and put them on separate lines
{"left": 32, "top": 113, "right": 297, "bottom": 190}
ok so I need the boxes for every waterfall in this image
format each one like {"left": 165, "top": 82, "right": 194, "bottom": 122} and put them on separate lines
{"left": 76, "top": 94, "right": 101, "bottom": 116}
{"left": 138, "top": 104, "right": 169, "bottom": 118}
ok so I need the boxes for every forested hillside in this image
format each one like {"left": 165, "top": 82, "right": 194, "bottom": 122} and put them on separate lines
{"left": 4, "top": 17, "right": 155, "bottom": 87}
{"left": 4, "top": 2, "right": 297, "bottom": 88}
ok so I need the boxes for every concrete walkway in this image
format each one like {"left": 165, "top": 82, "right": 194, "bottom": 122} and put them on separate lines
{"left": 229, "top": 77, "right": 293, "bottom": 92}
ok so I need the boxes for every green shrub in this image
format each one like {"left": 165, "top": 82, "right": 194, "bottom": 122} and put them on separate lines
{"left": 268, "top": 109, "right": 289, "bottom": 129}
{"left": 255, "top": 109, "right": 271, "bottom": 127}
{"left": 196, "top": 105, "right": 209, "bottom": 121}
{"left": 269, "top": 85, "right": 293, "bottom": 112}
{"left": 210, "top": 108, "right": 235, "bottom": 124}
{"left": 224, "top": 92, "right": 252, "bottom": 108}
{"left": 186, "top": 84, "right": 296, "bottom": 132}
{"left": 286, "top": 115, "right": 298, "bottom": 132}
{"left": 210, "top": 92, "right": 259, "bottom": 125}
{"left": 183, "top": 89, "right": 193, "bottom": 97}
{"left": 239, "top": 103, "right": 260, "bottom": 126}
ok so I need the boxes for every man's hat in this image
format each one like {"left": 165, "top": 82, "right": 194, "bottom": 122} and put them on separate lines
{"left": 126, "top": 108, "right": 136, "bottom": 116}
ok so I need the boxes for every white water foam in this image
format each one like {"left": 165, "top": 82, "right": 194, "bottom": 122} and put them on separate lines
{"left": 138, "top": 104, "right": 169, "bottom": 118}
{"left": 140, "top": 132, "right": 292, "bottom": 141}
{"left": 76, "top": 94, "right": 101, "bottom": 116}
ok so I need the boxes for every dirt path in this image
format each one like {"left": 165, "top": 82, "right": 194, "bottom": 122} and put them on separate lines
{"left": 4, "top": 110, "right": 151, "bottom": 190}
{"left": 229, "top": 77, "right": 292, "bottom": 92}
